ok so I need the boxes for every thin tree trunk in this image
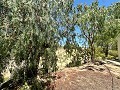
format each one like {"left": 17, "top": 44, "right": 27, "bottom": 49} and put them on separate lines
{"left": 90, "top": 44, "right": 95, "bottom": 63}
{"left": 103, "top": 44, "right": 109, "bottom": 57}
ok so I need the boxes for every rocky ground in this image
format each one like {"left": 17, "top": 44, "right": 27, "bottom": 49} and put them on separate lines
{"left": 50, "top": 62, "right": 120, "bottom": 90}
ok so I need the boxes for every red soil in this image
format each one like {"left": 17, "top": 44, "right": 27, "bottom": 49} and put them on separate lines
{"left": 49, "top": 65, "right": 120, "bottom": 90}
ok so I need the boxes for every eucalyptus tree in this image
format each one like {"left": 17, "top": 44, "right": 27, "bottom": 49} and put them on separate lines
{"left": 96, "top": 2, "right": 120, "bottom": 57}
{"left": 76, "top": 1, "right": 107, "bottom": 63}
{"left": 57, "top": 0, "right": 84, "bottom": 66}
{"left": 0, "top": 0, "right": 74, "bottom": 89}
{"left": 110, "top": 2, "right": 120, "bottom": 36}
{"left": 0, "top": 0, "right": 12, "bottom": 84}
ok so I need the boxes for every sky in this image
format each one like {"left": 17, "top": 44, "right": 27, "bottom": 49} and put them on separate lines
{"left": 74, "top": 0, "right": 120, "bottom": 7}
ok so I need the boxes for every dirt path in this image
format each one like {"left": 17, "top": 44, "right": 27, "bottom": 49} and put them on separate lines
{"left": 106, "top": 60, "right": 120, "bottom": 67}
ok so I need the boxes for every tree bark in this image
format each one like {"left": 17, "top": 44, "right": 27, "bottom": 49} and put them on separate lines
{"left": 103, "top": 44, "right": 109, "bottom": 57}
{"left": 90, "top": 44, "right": 95, "bottom": 63}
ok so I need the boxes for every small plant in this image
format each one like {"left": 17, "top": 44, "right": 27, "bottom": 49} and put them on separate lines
{"left": 108, "top": 50, "right": 118, "bottom": 59}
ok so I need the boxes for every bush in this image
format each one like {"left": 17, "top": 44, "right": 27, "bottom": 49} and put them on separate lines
{"left": 108, "top": 50, "right": 118, "bottom": 59}
{"left": 106, "top": 55, "right": 114, "bottom": 60}
{"left": 19, "top": 83, "right": 30, "bottom": 90}
{"left": 95, "top": 47, "right": 105, "bottom": 59}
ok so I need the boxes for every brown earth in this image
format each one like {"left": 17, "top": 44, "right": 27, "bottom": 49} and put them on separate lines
{"left": 49, "top": 64, "right": 120, "bottom": 90}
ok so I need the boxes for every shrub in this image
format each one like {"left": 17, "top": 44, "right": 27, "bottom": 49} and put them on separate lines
{"left": 108, "top": 50, "right": 118, "bottom": 59}
{"left": 106, "top": 55, "right": 114, "bottom": 60}
{"left": 95, "top": 47, "right": 105, "bottom": 59}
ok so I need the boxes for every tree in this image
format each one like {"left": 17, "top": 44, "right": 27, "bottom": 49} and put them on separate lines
{"left": 0, "top": 0, "right": 74, "bottom": 89}
{"left": 0, "top": 0, "right": 12, "bottom": 84}
{"left": 76, "top": 1, "right": 107, "bottom": 63}
{"left": 96, "top": 2, "right": 120, "bottom": 58}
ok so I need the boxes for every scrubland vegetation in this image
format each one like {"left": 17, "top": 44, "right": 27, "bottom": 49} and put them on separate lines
{"left": 0, "top": 0, "right": 120, "bottom": 90}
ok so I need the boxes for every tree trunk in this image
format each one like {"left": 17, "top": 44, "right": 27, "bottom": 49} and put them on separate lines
{"left": 103, "top": 44, "right": 109, "bottom": 57}
{"left": 0, "top": 73, "right": 3, "bottom": 84}
{"left": 90, "top": 44, "right": 95, "bottom": 63}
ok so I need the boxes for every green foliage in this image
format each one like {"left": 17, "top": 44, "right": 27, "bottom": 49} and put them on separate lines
{"left": 66, "top": 57, "right": 81, "bottom": 67}
{"left": 106, "top": 55, "right": 114, "bottom": 60}
{"left": 96, "top": 2, "right": 120, "bottom": 54}
{"left": 19, "top": 82, "right": 30, "bottom": 90}
{"left": 95, "top": 47, "right": 106, "bottom": 60}
{"left": 0, "top": 0, "right": 74, "bottom": 89}
{"left": 76, "top": 1, "right": 107, "bottom": 62}
{"left": 0, "top": 0, "right": 119, "bottom": 89}
{"left": 108, "top": 50, "right": 118, "bottom": 59}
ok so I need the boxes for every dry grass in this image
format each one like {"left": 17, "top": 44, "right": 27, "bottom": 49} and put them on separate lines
{"left": 56, "top": 48, "right": 73, "bottom": 70}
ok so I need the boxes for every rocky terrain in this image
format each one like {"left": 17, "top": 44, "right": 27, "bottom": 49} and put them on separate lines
{"left": 50, "top": 63, "right": 120, "bottom": 90}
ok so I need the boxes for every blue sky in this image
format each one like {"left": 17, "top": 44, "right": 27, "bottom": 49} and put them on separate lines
{"left": 74, "top": 0, "right": 120, "bottom": 7}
